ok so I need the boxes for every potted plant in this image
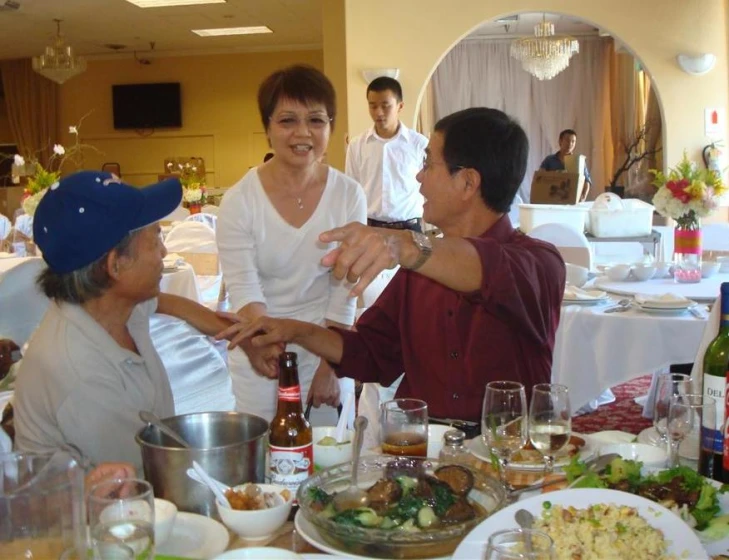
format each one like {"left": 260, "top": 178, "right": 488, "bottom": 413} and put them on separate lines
{"left": 607, "top": 122, "right": 662, "bottom": 198}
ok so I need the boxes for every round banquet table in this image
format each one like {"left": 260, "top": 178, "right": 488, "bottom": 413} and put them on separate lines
{"left": 553, "top": 296, "right": 707, "bottom": 411}
{"left": 594, "top": 272, "right": 729, "bottom": 303}
{"left": 159, "top": 263, "right": 202, "bottom": 303}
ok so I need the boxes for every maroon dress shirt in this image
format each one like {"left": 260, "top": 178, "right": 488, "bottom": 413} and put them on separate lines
{"left": 333, "top": 216, "right": 565, "bottom": 423}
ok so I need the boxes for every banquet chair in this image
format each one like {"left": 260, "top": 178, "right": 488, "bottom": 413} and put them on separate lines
{"left": 0, "top": 258, "right": 50, "bottom": 347}
{"left": 149, "top": 313, "right": 235, "bottom": 414}
{"left": 164, "top": 221, "right": 221, "bottom": 309}
{"left": 164, "top": 206, "right": 190, "bottom": 222}
{"left": 185, "top": 212, "right": 217, "bottom": 231}
{"left": 201, "top": 204, "right": 219, "bottom": 216}
{"left": 0, "top": 214, "right": 11, "bottom": 247}
{"left": 702, "top": 223, "right": 729, "bottom": 259}
{"left": 528, "top": 223, "right": 593, "bottom": 270}
{"left": 14, "top": 214, "right": 33, "bottom": 239}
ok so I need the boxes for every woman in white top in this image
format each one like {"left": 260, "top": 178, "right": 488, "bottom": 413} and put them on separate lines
{"left": 217, "top": 65, "right": 367, "bottom": 423}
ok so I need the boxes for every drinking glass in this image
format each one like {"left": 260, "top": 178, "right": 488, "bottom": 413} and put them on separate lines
{"left": 484, "top": 529, "right": 555, "bottom": 559}
{"left": 667, "top": 394, "right": 716, "bottom": 468}
{"left": 380, "top": 399, "right": 428, "bottom": 457}
{"left": 481, "top": 381, "right": 527, "bottom": 488}
{"left": 88, "top": 478, "right": 155, "bottom": 560}
{"left": 0, "top": 451, "right": 88, "bottom": 560}
{"left": 529, "top": 384, "right": 571, "bottom": 474}
{"left": 653, "top": 373, "right": 692, "bottom": 447}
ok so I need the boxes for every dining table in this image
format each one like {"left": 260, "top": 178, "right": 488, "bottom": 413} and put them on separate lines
{"left": 552, "top": 290, "right": 709, "bottom": 412}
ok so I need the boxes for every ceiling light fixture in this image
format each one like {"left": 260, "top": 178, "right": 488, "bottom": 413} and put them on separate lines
{"left": 192, "top": 25, "right": 272, "bottom": 36}
{"left": 32, "top": 19, "right": 87, "bottom": 85}
{"left": 125, "top": 0, "right": 226, "bottom": 7}
{"left": 510, "top": 15, "right": 579, "bottom": 81}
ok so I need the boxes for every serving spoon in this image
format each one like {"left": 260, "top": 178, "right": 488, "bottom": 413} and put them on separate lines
{"left": 139, "top": 410, "right": 191, "bottom": 448}
{"left": 333, "top": 415, "right": 369, "bottom": 512}
{"left": 515, "top": 509, "right": 535, "bottom": 555}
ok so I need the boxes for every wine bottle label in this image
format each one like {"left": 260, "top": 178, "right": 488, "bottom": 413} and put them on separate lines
{"left": 277, "top": 385, "right": 302, "bottom": 402}
{"left": 704, "top": 374, "right": 724, "bottom": 453}
{"left": 269, "top": 442, "right": 313, "bottom": 499}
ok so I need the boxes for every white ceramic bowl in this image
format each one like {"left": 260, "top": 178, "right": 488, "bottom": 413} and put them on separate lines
{"left": 605, "top": 264, "right": 631, "bottom": 281}
{"left": 313, "top": 426, "right": 354, "bottom": 470}
{"left": 216, "top": 483, "right": 293, "bottom": 541}
{"left": 565, "top": 263, "right": 589, "bottom": 288}
{"left": 716, "top": 255, "right": 729, "bottom": 273}
{"left": 631, "top": 263, "right": 656, "bottom": 281}
{"left": 427, "top": 424, "right": 453, "bottom": 458}
{"left": 600, "top": 442, "right": 667, "bottom": 468}
{"left": 702, "top": 260, "right": 721, "bottom": 278}
{"left": 212, "top": 548, "right": 302, "bottom": 560}
{"left": 153, "top": 498, "right": 178, "bottom": 546}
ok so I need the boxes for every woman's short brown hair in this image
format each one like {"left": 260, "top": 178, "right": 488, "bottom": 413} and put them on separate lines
{"left": 257, "top": 64, "right": 336, "bottom": 131}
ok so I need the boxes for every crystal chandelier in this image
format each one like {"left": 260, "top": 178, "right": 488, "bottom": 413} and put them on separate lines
{"left": 32, "top": 20, "right": 87, "bottom": 85}
{"left": 510, "top": 18, "right": 579, "bottom": 81}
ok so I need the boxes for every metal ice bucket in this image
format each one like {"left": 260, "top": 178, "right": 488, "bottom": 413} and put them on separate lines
{"left": 135, "top": 411, "right": 268, "bottom": 516}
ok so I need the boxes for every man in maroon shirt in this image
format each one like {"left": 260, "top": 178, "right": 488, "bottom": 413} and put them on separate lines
{"left": 219, "top": 107, "right": 565, "bottom": 424}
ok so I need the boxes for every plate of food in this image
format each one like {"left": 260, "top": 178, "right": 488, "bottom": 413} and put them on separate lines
{"left": 452, "top": 488, "right": 707, "bottom": 560}
{"left": 466, "top": 434, "right": 595, "bottom": 471}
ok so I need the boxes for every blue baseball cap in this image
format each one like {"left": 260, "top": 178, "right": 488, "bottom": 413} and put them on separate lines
{"left": 34, "top": 170, "right": 182, "bottom": 274}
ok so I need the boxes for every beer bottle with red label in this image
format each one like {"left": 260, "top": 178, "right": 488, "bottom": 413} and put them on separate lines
{"left": 269, "top": 351, "right": 313, "bottom": 501}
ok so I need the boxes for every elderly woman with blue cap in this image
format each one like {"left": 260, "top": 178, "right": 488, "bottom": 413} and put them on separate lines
{"left": 12, "top": 171, "right": 233, "bottom": 470}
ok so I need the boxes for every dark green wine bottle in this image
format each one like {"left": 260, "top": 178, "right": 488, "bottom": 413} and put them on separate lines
{"left": 701, "top": 282, "right": 728, "bottom": 481}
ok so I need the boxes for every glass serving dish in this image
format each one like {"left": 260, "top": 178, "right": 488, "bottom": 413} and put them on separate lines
{"left": 297, "top": 455, "right": 506, "bottom": 559}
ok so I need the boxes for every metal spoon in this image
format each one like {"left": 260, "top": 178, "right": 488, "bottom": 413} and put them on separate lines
{"left": 603, "top": 299, "right": 631, "bottom": 313}
{"left": 139, "top": 410, "right": 191, "bottom": 448}
{"left": 333, "top": 415, "right": 369, "bottom": 512}
{"left": 515, "top": 509, "right": 534, "bottom": 555}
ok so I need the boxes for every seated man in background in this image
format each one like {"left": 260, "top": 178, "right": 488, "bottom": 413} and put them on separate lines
{"left": 14, "top": 171, "right": 235, "bottom": 470}
{"left": 218, "top": 107, "right": 565, "bottom": 425}
{"left": 540, "top": 128, "right": 592, "bottom": 201}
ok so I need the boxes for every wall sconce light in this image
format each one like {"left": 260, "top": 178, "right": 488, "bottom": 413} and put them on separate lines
{"left": 360, "top": 68, "right": 400, "bottom": 84}
{"left": 676, "top": 53, "right": 716, "bottom": 76}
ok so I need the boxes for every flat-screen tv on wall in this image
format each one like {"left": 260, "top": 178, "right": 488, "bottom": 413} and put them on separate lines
{"left": 112, "top": 82, "right": 182, "bottom": 129}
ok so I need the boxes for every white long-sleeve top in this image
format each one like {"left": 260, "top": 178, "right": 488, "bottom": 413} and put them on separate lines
{"left": 345, "top": 123, "right": 428, "bottom": 222}
{"left": 216, "top": 167, "right": 367, "bottom": 421}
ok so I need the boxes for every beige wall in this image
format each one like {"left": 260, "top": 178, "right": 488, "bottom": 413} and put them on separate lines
{"left": 342, "top": 0, "right": 729, "bottom": 187}
{"left": 322, "top": 0, "right": 349, "bottom": 170}
{"left": 57, "top": 49, "right": 323, "bottom": 187}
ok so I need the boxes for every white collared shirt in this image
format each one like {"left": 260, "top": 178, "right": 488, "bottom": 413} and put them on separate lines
{"left": 345, "top": 123, "right": 428, "bottom": 222}
{"left": 14, "top": 298, "right": 173, "bottom": 470}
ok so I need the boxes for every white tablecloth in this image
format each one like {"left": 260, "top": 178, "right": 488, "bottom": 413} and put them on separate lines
{"left": 594, "top": 272, "right": 729, "bottom": 303}
{"left": 159, "top": 263, "right": 202, "bottom": 303}
{"left": 553, "top": 299, "right": 708, "bottom": 411}
{"left": 0, "top": 255, "right": 35, "bottom": 275}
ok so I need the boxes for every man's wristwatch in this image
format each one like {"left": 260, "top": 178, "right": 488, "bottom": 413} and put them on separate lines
{"left": 404, "top": 230, "right": 433, "bottom": 271}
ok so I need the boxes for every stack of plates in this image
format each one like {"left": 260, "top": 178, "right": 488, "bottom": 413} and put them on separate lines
{"left": 634, "top": 295, "right": 696, "bottom": 315}
{"left": 562, "top": 287, "right": 609, "bottom": 306}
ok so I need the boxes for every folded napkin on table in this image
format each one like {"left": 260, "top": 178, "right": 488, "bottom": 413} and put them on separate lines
{"left": 563, "top": 286, "right": 607, "bottom": 300}
{"left": 162, "top": 253, "right": 185, "bottom": 268}
{"left": 634, "top": 292, "right": 691, "bottom": 306}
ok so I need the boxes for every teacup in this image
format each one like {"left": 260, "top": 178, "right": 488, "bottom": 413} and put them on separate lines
{"left": 605, "top": 264, "right": 631, "bottom": 281}
{"left": 565, "top": 263, "right": 589, "bottom": 288}
{"left": 631, "top": 263, "right": 656, "bottom": 281}
{"left": 653, "top": 261, "right": 672, "bottom": 278}
{"left": 701, "top": 260, "right": 721, "bottom": 278}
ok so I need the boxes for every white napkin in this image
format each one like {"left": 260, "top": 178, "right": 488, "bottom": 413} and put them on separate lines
{"left": 358, "top": 384, "right": 381, "bottom": 452}
{"left": 564, "top": 286, "right": 607, "bottom": 300}
{"left": 634, "top": 292, "right": 691, "bottom": 306}
{"left": 163, "top": 253, "right": 185, "bottom": 268}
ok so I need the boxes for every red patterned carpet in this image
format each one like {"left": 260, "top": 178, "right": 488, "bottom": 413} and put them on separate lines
{"left": 572, "top": 375, "right": 654, "bottom": 435}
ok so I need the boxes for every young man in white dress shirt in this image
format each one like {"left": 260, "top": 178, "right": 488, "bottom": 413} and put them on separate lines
{"left": 345, "top": 77, "right": 428, "bottom": 233}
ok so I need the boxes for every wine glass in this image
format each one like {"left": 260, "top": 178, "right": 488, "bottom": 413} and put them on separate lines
{"left": 485, "top": 529, "right": 555, "bottom": 559}
{"left": 653, "top": 373, "right": 692, "bottom": 447}
{"left": 667, "top": 394, "right": 716, "bottom": 468}
{"left": 88, "top": 478, "right": 155, "bottom": 560}
{"left": 481, "top": 381, "right": 528, "bottom": 489}
{"left": 529, "top": 384, "right": 571, "bottom": 474}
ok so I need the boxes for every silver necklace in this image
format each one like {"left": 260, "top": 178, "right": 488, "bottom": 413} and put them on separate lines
{"left": 295, "top": 196, "right": 304, "bottom": 210}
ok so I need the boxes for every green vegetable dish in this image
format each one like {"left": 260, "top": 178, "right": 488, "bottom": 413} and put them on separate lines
{"left": 564, "top": 455, "right": 729, "bottom": 539}
{"left": 308, "top": 464, "right": 482, "bottom": 531}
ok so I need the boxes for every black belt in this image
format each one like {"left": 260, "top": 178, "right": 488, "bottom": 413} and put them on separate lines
{"left": 367, "top": 218, "right": 419, "bottom": 230}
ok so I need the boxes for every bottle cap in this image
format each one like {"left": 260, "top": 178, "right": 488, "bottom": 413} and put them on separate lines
{"left": 279, "top": 351, "right": 298, "bottom": 368}
{"left": 443, "top": 429, "right": 466, "bottom": 445}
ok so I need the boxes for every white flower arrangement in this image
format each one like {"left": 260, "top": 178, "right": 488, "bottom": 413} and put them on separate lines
{"left": 21, "top": 190, "right": 47, "bottom": 217}
{"left": 183, "top": 187, "right": 203, "bottom": 204}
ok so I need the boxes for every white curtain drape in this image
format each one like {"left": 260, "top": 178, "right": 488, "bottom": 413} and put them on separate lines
{"left": 430, "top": 37, "right": 613, "bottom": 202}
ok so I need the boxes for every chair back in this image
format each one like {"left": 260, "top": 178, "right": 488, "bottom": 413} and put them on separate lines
{"left": 0, "top": 258, "right": 50, "bottom": 347}
{"left": 164, "top": 221, "right": 220, "bottom": 308}
{"left": 14, "top": 214, "right": 32, "bottom": 238}
{"left": 528, "top": 222, "right": 593, "bottom": 269}
{"left": 101, "top": 162, "right": 121, "bottom": 177}
{"left": 0, "top": 214, "right": 11, "bottom": 241}
{"left": 164, "top": 206, "right": 190, "bottom": 222}
{"left": 702, "top": 223, "right": 729, "bottom": 257}
{"left": 165, "top": 221, "right": 217, "bottom": 253}
{"left": 185, "top": 212, "right": 217, "bottom": 230}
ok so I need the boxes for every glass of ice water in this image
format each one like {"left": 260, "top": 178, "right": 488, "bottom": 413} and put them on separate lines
{"left": 88, "top": 478, "right": 155, "bottom": 560}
